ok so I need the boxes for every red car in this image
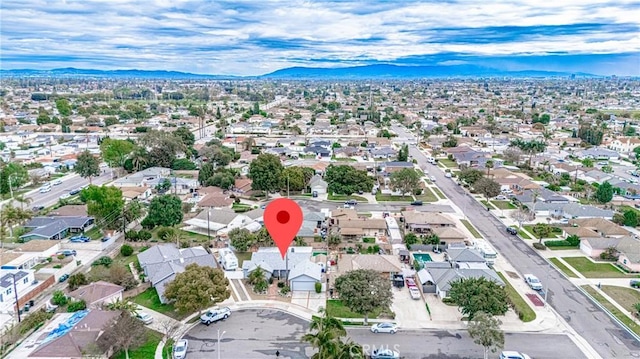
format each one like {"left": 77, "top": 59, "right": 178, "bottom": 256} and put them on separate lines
{"left": 405, "top": 277, "right": 417, "bottom": 288}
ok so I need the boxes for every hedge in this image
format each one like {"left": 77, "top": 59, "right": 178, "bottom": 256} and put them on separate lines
{"left": 544, "top": 240, "right": 573, "bottom": 247}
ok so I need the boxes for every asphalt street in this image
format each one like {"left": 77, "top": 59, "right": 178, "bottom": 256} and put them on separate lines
{"left": 391, "top": 125, "right": 640, "bottom": 358}
{"left": 183, "top": 309, "right": 312, "bottom": 359}
{"left": 23, "top": 171, "right": 113, "bottom": 208}
{"left": 348, "top": 328, "right": 586, "bottom": 359}
{"left": 294, "top": 198, "right": 455, "bottom": 213}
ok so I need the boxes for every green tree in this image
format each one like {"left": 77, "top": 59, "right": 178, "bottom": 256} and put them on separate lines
{"left": 207, "top": 171, "right": 235, "bottom": 189}
{"left": 509, "top": 139, "right": 547, "bottom": 167}
{"left": 0, "top": 204, "right": 32, "bottom": 239}
{"left": 80, "top": 185, "right": 124, "bottom": 229}
{"left": 173, "top": 127, "right": 195, "bottom": 147}
{"left": 474, "top": 177, "right": 501, "bottom": 202}
{"left": 458, "top": 168, "right": 484, "bottom": 185}
{"left": 163, "top": 263, "right": 230, "bottom": 314}
{"left": 141, "top": 195, "right": 183, "bottom": 228}
{"left": 55, "top": 98, "right": 72, "bottom": 117}
{"left": 249, "top": 153, "right": 284, "bottom": 196}
{"left": 334, "top": 269, "right": 392, "bottom": 324}
{"left": 325, "top": 165, "right": 374, "bottom": 195}
{"left": 198, "top": 162, "right": 215, "bottom": 185}
{"left": 623, "top": 209, "right": 638, "bottom": 227}
{"left": 75, "top": 150, "right": 100, "bottom": 184}
{"left": 171, "top": 158, "right": 197, "bottom": 170}
{"left": 448, "top": 277, "right": 508, "bottom": 319}
{"left": 281, "top": 166, "right": 310, "bottom": 192}
{"left": 100, "top": 139, "right": 136, "bottom": 169}
{"left": 532, "top": 223, "right": 553, "bottom": 243}
{"left": 566, "top": 234, "right": 581, "bottom": 246}
{"left": 0, "top": 160, "right": 29, "bottom": 195}
{"left": 68, "top": 273, "right": 88, "bottom": 291}
{"left": 467, "top": 312, "right": 504, "bottom": 359}
{"left": 595, "top": 181, "right": 614, "bottom": 203}
{"left": 397, "top": 144, "right": 409, "bottom": 162}
{"left": 390, "top": 168, "right": 421, "bottom": 197}
{"left": 403, "top": 232, "right": 418, "bottom": 247}
{"left": 228, "top": 228, "right": 255, "bottom": 252}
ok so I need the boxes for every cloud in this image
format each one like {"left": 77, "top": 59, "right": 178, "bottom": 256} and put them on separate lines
{"left": 1, "top": 0, "right": 639, "bottom": 75}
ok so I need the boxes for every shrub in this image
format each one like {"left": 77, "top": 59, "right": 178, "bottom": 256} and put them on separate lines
{"left": 254, "top": 280, "right": 268, "bottom": 293}
{"left": 68, "top": 273, "right": 88, "bottom": 291}
{"left": 138, "top": 230, "right": 152, "bottom": 241}
{"left": 53, "top": 264, "right": 62, "bottom": 269}
{"left": 125, "top": 230, "right": 139, "bottom": 241}
{"left": 532, "top": 242, "right": 547, "bottom": 250}
{"left": 51, "top": 290, "right": 68, "bottom": 306}
{"left": 156, "top": 226, "right": 177, "bottom": 241}
{"left": 279, "top": 285, "right": 291, "bottom": 296}
{"left": 57, "top": 254, "right": 65, "bottom": 260}
{"left": 120, "top": 244, "right": 134, "bottom": 256}
{"left": 67, "top": 300, "right": 86, "bottom": 312}
{"left": 277, "top": 281, "right": 285, "bottom": 288}
{"left": 92, "top": 256, "right": 113, "bottom": 267}
{"left": 315, "top": 282, "right": 322, "bottom": 293}
{"left": 544, "top": 240, "right": 573, "bottom": 247}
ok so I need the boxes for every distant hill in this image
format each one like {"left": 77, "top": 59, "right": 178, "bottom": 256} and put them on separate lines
{"left": 259, "top": 64, "right": 598, "bottom": 79}
{"left": 0, "top": 67, "right": 241, "bottom": 79}
{"left": 0, "top": 64, "right": 599, "bottom": 79}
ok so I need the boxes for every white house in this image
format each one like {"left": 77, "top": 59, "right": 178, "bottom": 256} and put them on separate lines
{"left": 288, "top": 259, "right": 323, "bottom": 291}
{"left": 0, "top": 270, "right": 36, "bottom": 304}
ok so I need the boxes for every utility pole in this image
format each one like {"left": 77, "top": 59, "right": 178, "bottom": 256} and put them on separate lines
{"left": 12, "top": 273, "right": 21, "bottom": 323}
{"left": 207, "top": 209, "right": 211, "bottom": 243}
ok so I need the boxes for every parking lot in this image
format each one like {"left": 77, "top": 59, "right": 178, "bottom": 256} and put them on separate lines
{"left": 183, "top": 309, "right": 312, "bottom": 359}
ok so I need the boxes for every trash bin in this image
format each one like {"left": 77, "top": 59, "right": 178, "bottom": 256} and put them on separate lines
{"left": 29, "top": 300, "right": 35, "bottom": 307}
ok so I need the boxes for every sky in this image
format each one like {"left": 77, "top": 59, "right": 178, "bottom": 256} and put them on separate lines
{"left": 1, "top": 0, "right": 639, "bottom": 76}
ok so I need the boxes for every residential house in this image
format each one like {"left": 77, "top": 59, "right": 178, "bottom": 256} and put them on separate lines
{"left": 369, "top": 147, "right": 396, "bottom": 159}
{"left": 445, "top": 248, "right": 486, "bottom": 265}
{"left": 578, "top": 148, "right": 620, "bottom": 161}
{"left": 382, "top": 161, "right": 414, "bottom": 173}
{"left": 568, "top": 218, "right": 630, "bottom": 238}
{"left": 336, "top": 218, "right": 388, "bottom": 240}
{"left": 421, "top": 261, "right": 504, "bottom": 298}
{"left": 607, "top": 137, "right": 640, "bottom": 153}
{"left": 28, "top": 310, "right": 120, "bottom": 359}
{"left": 184, "top": 208, "right": 263, "bottom": 236}
{"left": 615, "top": 237, "right": 640, "bottom": 272}
{"left": 0, "top": 270, "right": 35, "bottom": 304}
{"left": 336, "top": 254, "right": 403, "bottom": 281}
{"left": 68, "top": 281, "right": 124, "bottom": 308}
{"left": 242, "top": 247, "right": 319, "bottom": 288}
{"left": 137, "top": 244, "right": 217, "bottom": 303}
{"left": 198, "top": 192, "right": 234, "bottom": 209}
{"left": 309, "top": 175, "right": 328, "bottom": 195}
{"left": 119, "top": 186, "right": 152, "bottom": 201}
{"left": 146, "top": 177, "right": 198, "bottom": 195}
{"left": 297, "top": 211, "right": 326, "bottom": 239}
{"left": 401, "top": 211, "right": 455, "bottom": 234}
{"left": 1, "top": 240, "right": 61, "bottom": 270}
{"left": 112, "top": 167, "right": 171, "bottom": 187}
{"left": 20, "top": 216, "right": 94, "bottom": 241}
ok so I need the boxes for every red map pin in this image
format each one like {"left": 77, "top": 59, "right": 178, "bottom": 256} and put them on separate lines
{"left": 264, "top": 198, "right": 303, "bottom": 259}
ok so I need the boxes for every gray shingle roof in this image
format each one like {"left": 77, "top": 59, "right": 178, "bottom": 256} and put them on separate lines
{"left": 289, "top": 259, "right": 322, "bottom": 281}
{"left": 244, "top": 247, "right": 313, "bottom": 272}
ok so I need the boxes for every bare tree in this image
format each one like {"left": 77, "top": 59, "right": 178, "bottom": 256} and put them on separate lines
{"left": 503, "top": 147, "right": 522, "bottom": 164}
{"left": 97, "top": 312, "right": 147, "bottom": 359}
{"left": 158, "top": 318, "right": 181, "bottom": 358}
{"left": 510, "top": 206, "right": 533, "bottom": 228}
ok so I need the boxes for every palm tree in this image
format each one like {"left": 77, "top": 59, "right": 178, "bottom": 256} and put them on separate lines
{"left": 303, "top": 327, "right": 340, "bottom": 359}
{"left": 335, "top": 340, "right": 364, "bottom": 359}
{"left": 13, "top": 194, "right": 32, "bottom": 210}
{"left": 0, "top": 204, "right": 33, "bottom": 239}
{"left": 129, "top": 147, "right": 148, "bottom": 172}
{"left": 485, "top": 160, "right": 494, "bottom": 177}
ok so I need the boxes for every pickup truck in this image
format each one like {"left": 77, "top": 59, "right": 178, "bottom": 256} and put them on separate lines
{"left": 200, "top": 307, "right": 231, "bottom": 325}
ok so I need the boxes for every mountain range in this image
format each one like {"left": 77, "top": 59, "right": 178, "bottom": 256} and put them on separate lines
{"left": 0, "top": 64, "right": 600, "bottom": 79}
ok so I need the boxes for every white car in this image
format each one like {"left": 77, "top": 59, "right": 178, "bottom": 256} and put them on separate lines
{"left": 60, "top": 193, "right": 71, "bottom": 200}
{"left": 200, "top": 307, "right": 231, "bottom": 325}
{"left": 409, "top": 287, "right": 421, "bottom": 300}
{"left": 371, "top": 348, "right": 400, "bottom": 359}
{"left": 370, "top": 322, "right": 398, "bottom": 334}
{"left": 429, "top": 175, "right": 436, "bottom": 182}
{"left": 173, "top": 339, "right": 188, "bottom": 359}
{"left": 52, "top": 179, "right": 62, "bottom": 185}
{"left": 500, "top": 351, "right": 531, "bottom": 359}
{"left": 524, "top": 274, "right": 543, "bottom": 291}
{"left": 136, "top": 312, "right": 154, "bottom": 324}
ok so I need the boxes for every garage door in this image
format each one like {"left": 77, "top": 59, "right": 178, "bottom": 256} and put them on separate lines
{"left": 291, "top": 280, "right": 316, "bottom": 291}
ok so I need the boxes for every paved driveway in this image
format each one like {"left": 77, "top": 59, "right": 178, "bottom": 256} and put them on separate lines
{"left": 290, "top": 291, "right": 326, "bottom": 312}
{"left": 183, "top": 309, "right": 311, "bottom": 359}
{"left": 390, "top": 286, "right": 430, "bottom": 329}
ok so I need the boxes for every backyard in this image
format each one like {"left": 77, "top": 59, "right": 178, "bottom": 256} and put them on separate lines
{"left": 562, "top": 257, "right": 638, "bottom": 278}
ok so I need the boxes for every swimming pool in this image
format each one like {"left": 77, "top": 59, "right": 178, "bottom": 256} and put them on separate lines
{"left": 413, "top": 253, "right": 432, "bottom": 265}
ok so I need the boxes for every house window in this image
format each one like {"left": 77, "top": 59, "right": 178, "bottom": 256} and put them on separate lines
{"left": 23, "top": 278, "right": 28, "bottom": 284}
{"left": 6, "top": 288, "right": 12, "bottom": 295}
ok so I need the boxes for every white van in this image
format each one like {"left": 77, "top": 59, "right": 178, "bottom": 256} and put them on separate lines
{"left": 219, "top": 248, "right": 238, "bottom": 271}
{"left": 39, "top": 183, "right": 52, "bottom": 193}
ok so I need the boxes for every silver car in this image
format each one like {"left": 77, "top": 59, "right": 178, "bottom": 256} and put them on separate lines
{"left": 370, "top": 322, "right": 398, "bottom": 334}
{"left": 371, "top": 348, "right": 400, "bottom": 359}
{"left": 173, "top": 339, "right": 188, "bottom": 359}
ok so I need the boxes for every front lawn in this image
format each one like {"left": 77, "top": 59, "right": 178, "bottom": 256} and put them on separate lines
{"left": 326, "top": 300, "right": 384, "bottom": 319}
{"left": 522, "top": 225, "right": 562, "bottom": 239}
{"left": 232, "top": 203, "right": 253, "bottom": 213}
{"left": 549, "top": 258, "right": 578, "bottom": 278}
{"left": 460, "top": 219, "right": 482, "bottom": 239}
{"left": 113, "top": 329, "right": 162, "bottom": 359}
{"left": 180, "top": 230, "right": 211, "bottom": 243}
{"left": 328, "top": 193, "right": 367, "bottom": 202}
{"left": 438, "top": 159, "right": 458, "bottom": 168}
{"left": 131, "top": 287, "right": 186, "bottom": 320}
{"left": 375, "top": 194, "right": 411, "bottom": 202}
{"left": 491, "top": 201, "right": 517, "bottom": 210}
{"left": 497, "top": 273, "right": 536, "bottom": 322}
{"left": 583, "top": 286, "right": 640, "bottom": 337}
{"left": 562, "top": 257, "right": 637, "bottom": 278}
{"left": 601, "top": 285, "right": 640, "bottom": 314}
{"left": 416, "top": 188, "right": 438, "bottom": 202}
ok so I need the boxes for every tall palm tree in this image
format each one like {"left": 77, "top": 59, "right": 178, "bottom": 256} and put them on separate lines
{"left": 485, "top": 160, "right": 494, "bottom": 177}
{"left": 335, "top": 340, "right": 364, "bottom": 359}
{"left": 303, "top": 328, "right": 340, "bottom": 359}
{"left": 0, "top": 204, "right": 33, "bottom": 239}
{"left": 129, "top": 147, "right": 148, "bottom": 172}
{"left": 13, "top": 194, "right": 32, "bottom": 210}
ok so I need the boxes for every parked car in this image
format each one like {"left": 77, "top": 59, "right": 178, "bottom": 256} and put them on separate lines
{"left": 506, "top": 227, "right": 518, "bottom": 235}
{"left": 60, "top": 193, "right": 71, "bottom": 200}
{"left": 429, "top": 175, "right": 436, "bottom": 182}
{"left": 52, "top": 179, "right": 62, "bottom": 186}
{"left": 410, "top": 200, "right": 423, "bottom": 206}
{"left": 345, "top": 199, "right": 358, "bottom": 205}
{"left": 58, "top": 274, "right": 70, "bottom": 283}
{"left": 70, "top": 235, "right": 91, "bottom": 243}
{"left": 499, "top": 351, "right": 531, "bottom": 359}
{"left": 173, "top": 339, "right": 188, "bottom": 359}
{"left": 56, "top": 250, "right": 77, "bottom": 257}
{"left": 32, "top": 206, "right": 45, "bottom": 212}
{"left": 370, "top": 322, "right": 398, "bottom": 334}
{"left": 494, "top": 195, "right": 508, "bottom": 200}
{"left": 405, "top": 278, "right": 417, "bottom": 287}
{"left": 444, "top": 172, "right": 452, "bottom": 178}
{"left": 101, "top": 237, "right": 110, "bottom": 242}
{"left": 69, "top": 188, "right": 81, "bottom": 195}
{"left": 200, "top": 307, "right": 231, "bottom": 325}
{"left": 136, "top": 312, "right": 154, "bottom": 324}
{"left": 371, "top": 348, "right": 400, "bottom": 359}
{"left": 409, "top": 287, "right": 421, "bottom": 300}
{"left": 524, "top": 274, "right": 543, "bottom": 291}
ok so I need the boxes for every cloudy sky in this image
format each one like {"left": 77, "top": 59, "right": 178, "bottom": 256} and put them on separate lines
{"left": 1, "top": 0, "right": 639, "bottom": 76}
